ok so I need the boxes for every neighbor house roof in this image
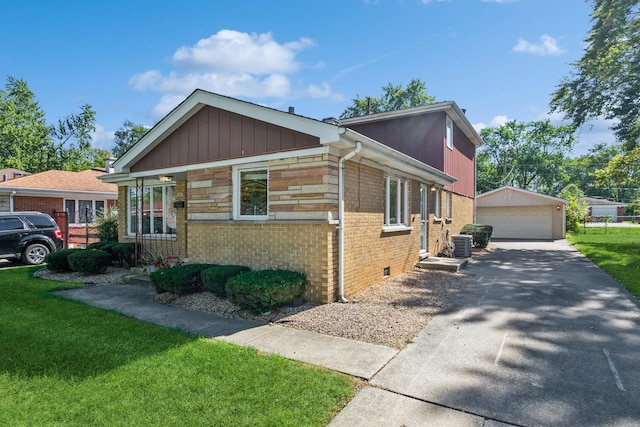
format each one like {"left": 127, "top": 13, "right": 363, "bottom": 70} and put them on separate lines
{"left": 580, "top": 197, "right": 626, "bottom": 207}
{"left": 0, "top": 168, "right": 30, "bottom": 181}
{"left": 477, "top": 186, "right": 567, "bottom": 207}
{"left": 0, "top": 169, "right": 117, "bottom": 198}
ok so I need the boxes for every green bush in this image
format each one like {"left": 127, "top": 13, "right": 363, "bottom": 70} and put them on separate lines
{"left": 86, "top": 241, "right": 117, "bottom": 251}
{"left": 98, "top": 242, "right": 119, "bottom": 260}
{"left": 44, "top": 249, "right": 84, "bottom": 272}
{"left": 226, "top": 269, "right": 306, "bottom": 314}
{"left": 67, "top": 250, "right": 112, "bottom": 274}
{"left": 150, "top": 263, "right": 217, "bottom": 296}
{"left": 111, "top": 242, "right": 139, "bottom": 267}
{"left": 202, "top": 265, "right": 251, "bottom": 297}
{"left": 95, "top": 206, "right": 118, "bottom": 242}
{"left": 460, "top": 224, "right": 493, "bottom": 248}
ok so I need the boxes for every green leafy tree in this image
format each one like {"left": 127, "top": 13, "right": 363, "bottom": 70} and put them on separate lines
{"left": 478, "top": 120, "right": 576, "bottom": 194}
{"left": 340, "top": 78, "right": 436, "bottom": 118}
{"left": 113, "top": 120, "right": 147, "bottom": 158}
{"left": 550, "top": 0, "right": 640, "bottom": 150}
{"left": 560, "top": 143, "right": 621, "bottom": 200}
{"left": 594, "top": 146, "right": 640, "bottom": 202}
{"left": 558, "top": 183, "right": 588, "bottom": 232}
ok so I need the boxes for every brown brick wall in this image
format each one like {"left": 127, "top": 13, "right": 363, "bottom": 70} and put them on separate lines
{"left": 13, "top": 196, "right": 62, "bottom": 216}
{"left": 187, "top": 222, "right": 337, "bottom": 303}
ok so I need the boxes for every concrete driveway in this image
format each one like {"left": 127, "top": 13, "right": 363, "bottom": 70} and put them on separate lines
{"left": 332, "top": 240, "right": 640, "bottom": 426}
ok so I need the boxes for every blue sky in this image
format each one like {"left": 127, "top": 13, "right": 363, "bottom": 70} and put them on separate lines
{"left": 1, "top": 0, "right": 611, "bottom": 156}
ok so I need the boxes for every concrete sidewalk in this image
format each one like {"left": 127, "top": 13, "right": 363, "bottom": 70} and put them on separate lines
{"left": 54, "top": 284, "right": 397, "bottom": 380}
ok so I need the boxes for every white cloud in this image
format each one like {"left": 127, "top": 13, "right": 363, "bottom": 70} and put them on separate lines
{"left": 421, "top": 0, "right": 451, "bottom": 4}
{"left": 481, "top": 0, "right": 518, "bottom": 3}
{"left": 91, "top": 124, "right": 115, "bottom": 151}
{"left": 306, "top": 82, "right": 345, "bottom": 102}
{"left": 513, "top": 34, "right": 566, "bottom": 56}
{"left": 129, "top": 29, "right": 339, "bottom": 119}
{"left": 473, "top": 114, "right": 511, "bottom": 133}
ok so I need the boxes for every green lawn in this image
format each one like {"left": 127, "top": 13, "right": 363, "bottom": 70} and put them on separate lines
{"left": 567, "top": 227, "right": 640, "bottom": 298}
{"left": 0, "top": 266, "right": 354, "bottom": 426}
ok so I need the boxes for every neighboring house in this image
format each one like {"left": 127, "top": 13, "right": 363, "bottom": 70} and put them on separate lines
{"left": 0, "top": 169, "right": 118, "bottom": 247}
{"left": 101, "top": 89, "right": 481, "bottom": 303}
{"left": 476, "top": 186, "right": 567, "bottom": 240}
{"left": 0, "top": 168, "right": 30, "bottom": 182}
{"left": 581, "top": 197, "right": 627, "bottom": 222}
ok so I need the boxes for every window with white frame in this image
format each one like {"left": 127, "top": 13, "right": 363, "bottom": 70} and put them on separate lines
{"left": 65, "top": 199, "right": 106, "bottom": 224}
{"left": 445, "top": 191, "right": 452, "bottom": 219}
{"left": 234, "top": 166, "right": 269, "bottom": 220}
{"left": 384, "top": 176, "right": 408, "bottom": 227}
{"left": 433, "top": 188, "right": 441, "bottom": 219}
{"left": 128, "top": 184, "right": 176, "bottom": 235}
{"left": 445, "top": 116, "right": 453, "bottom": 150}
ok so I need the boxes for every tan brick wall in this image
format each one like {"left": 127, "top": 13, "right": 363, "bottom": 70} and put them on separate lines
{"left": 341, "top": 163, "right": 422, "bottom": 296}
{"left": 427, "top": 190, "right": 474, "bottom": 255}
{"left": 187, "top": 222, "right": 337, "bottom": 303}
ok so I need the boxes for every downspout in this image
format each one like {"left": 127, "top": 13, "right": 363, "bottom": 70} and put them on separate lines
{"left": 9, "top": 191, "right": 16, "bottom": 212}
{"left": 338, "top": 141, "right": 362, "bottom": 303}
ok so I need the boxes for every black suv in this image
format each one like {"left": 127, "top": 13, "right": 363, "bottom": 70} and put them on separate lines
{"left": 0, "top": 212, "right": 64, "bottom": 265}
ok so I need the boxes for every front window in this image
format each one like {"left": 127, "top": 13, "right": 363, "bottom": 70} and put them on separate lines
{"left": 128, "top": 184, "right": 176, "bottom": 235}
{"left": 65, "top": 199, "right": 108, "bottom": 224}
{"left": 385, "top": 176, "right": 408, "bottom": 227}
{"left": 234, "top": 166, "right": 269, "bottom": 220}
{"left": 446, "top": 116, "right": 453, "bottom": 150}
{"left": 433, "top": 188, "right": 441, "bottom": 219}
{"left": 446, "top": 191, "right": 452, "bottom": 219}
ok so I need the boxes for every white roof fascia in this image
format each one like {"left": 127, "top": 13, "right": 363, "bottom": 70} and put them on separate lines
{"left": 337, "top": 128, "right": 456, "bottom": 186}
{"left": 477, "top": 185, "right": 567, "bottom": 204}
{"left": 340, "top": 101, "right": 483, "bottom": 147}
{"left": 0, "top": 188, "right": 116, "bottom": 199}
{"left": 114, "top": 89, "right": 340, "bottom": 173}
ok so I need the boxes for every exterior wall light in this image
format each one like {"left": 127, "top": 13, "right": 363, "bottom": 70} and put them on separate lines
{"left": 158, "top": 174, "right": 173, "bottom": 182}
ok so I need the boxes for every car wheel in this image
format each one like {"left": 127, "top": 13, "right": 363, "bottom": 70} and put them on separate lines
{"left": 22, "top": 243, "right": 50, "bottom": 265}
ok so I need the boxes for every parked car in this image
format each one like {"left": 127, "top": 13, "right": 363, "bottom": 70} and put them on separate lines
{"left": 0, "top": 211, "right": 64, "bottom": 265}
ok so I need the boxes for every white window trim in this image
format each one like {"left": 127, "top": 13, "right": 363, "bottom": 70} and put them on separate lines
{"left": 433, "top": 188, "right": 442, "bottom": 222}
{"left": 233, "top": 164, "right": 269, "bottom": 220}
{"left": 445, "top": 191, "right": 452, "bottom": 220}
{"left": 64, "top": 199, "right": 107, "bottom": 225}
{"left": 446, "top": 116, "right": 453, "bottom": 150}
{"left": 384, "top": 175, "right": 410, "bottom": 231}
{"left": 127, "top": 184, "right": 176, "bottom": 236}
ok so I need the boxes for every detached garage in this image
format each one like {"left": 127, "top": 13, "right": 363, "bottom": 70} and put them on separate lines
{"left": 476, "top": 186, "right": 567, "bottom": 240}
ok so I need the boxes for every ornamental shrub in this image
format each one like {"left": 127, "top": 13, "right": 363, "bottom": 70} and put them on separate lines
{"left": 95, "top": 206, "right": 118, "bottom": 242}
{"left": 44, "top": 248, "right": 84, "bottom": 272}
{"left": 111, "top": 242, "right": 139, "bottom": 267}
{"left": 225, "top": 269, "right": 306, "bottom": 314}
{"left": 202, "top": 265, "right": 251, "bottom": 297}
{"left": 86, "top": 241, "right": 116, "bottom": 251}
{"left": 150, "top": 263, "right": 217, "bottom": 295}
{"left": 67, "top": 250, "right": 112, "bottom": 274}
{"left": 460, "top": 224, "right": 493, "bottom": 248}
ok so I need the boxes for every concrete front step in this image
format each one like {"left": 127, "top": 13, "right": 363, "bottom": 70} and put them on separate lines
{"left": 122, "top": 274, "right": 153, "bottom": 287}
{"left": 415, "top": 257, "right": 468, "bottom": 272}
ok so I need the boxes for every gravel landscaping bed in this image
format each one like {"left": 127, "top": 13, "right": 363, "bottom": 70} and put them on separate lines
{"left": 35, "top": 263, "right": 473, "bottom": 349}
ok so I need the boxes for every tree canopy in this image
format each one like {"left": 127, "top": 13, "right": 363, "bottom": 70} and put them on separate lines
{"left": 478, "top": 120, "right": 576, "bottom": 194}
{"left": 0, "top": 76, "right": 102, "bottom": 173}
{"left": 550, "top": 0, "right": 640, "bottom": 150}
{"left": 113, "top": 119, "right": 147, "bottom": 158}
{"left": 340, "top": 78, "right": 436, "bottom": 118}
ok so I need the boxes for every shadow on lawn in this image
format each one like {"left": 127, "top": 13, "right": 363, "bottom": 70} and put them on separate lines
{"left": 0, "top": 267, "right": 196, "bottom": 380}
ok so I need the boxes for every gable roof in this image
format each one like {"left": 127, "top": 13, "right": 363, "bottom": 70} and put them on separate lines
{"left": 580, "top": 197, "right": 627, "bottom": 207}
{"left": 339, "top": 101, "right": 483, "bottom": 147}
{"left": 477, "top": 186, "right": 567, "bottom": 207}
{"left": 105, "top": 89, "right": 458, "bottom": 187}
{"left": 0, "top": 168, "right": 30, "bottom": 181}
{"left": 0, "top": 169, "right": 117, "bottom": 198}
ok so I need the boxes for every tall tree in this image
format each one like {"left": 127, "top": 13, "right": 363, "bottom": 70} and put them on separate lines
{"left": 594, "top": 146, "right": 640, "bottom": 202}
{"left": 113, "top": 119, "right": 147, "bottom": 158}
{"left": 550, "top": 0, "right": 640, "bottom": 150}
{"left": 0, "top": 76, "right": 50, "bottom": 171}
{"left": 340, "top": 78, "right": 436, "bottom": 118}
{"left": 478, "top": 120, "right": 576, "bottom": 194}
{"left": 560, "top": 143, "right": 621, "bottom": 200}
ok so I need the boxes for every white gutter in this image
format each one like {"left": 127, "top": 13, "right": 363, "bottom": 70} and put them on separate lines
{"left": 9, "top": 190, "right": 16, "bottom": 212}
{"left": 338, "top": 141, "right": 362, "bottom": 303}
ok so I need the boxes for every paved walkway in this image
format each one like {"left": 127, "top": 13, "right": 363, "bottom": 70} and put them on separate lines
{"left": 55, "top": 240, "right": 640, "bottom": 426}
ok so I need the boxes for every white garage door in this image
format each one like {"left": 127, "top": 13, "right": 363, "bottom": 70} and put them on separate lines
{"left": 477, "top": 206, "right": 553, "bottom": 239}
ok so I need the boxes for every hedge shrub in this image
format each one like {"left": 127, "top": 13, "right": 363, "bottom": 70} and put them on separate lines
{"left": 44, "top": 248, "right": 84, "bottom": 272}
{"left": 86, "top": 241, "right": 116, "bottom": 251}
{"left": 67, "top": 250, "right": 112, "bottom": 274}
{"left": 110, "top": 242, "right": 139, "bottom": 267}
{"left": 226, "top": 269, "right": 306, "bottom": 314}
{"left": 201, "top": 265, "right": 251, "bottom": 297}
{"left": 460, "top": 224, "right": 493, "bottom": 248}
{"left": 150, "top": 263, "right": 217, "bottom": 296}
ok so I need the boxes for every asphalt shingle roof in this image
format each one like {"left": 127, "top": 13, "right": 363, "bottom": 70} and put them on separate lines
{"left": 0, "top": 169, "right": 117, "bottom": 193}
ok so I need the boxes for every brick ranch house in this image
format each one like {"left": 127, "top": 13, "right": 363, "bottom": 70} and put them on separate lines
{"left": 0, "top": 169, "right": 118, "bottom": 247}
{"left": 101, "top": 89, "right": 481, "bottom": 303}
